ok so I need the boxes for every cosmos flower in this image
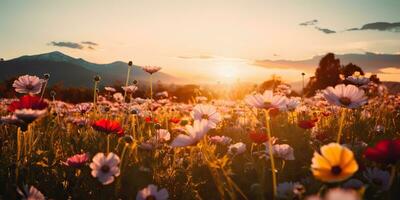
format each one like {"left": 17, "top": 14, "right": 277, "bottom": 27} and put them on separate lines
{"left": 228, "top": 142, "right": 246, "bottom": 155}
{"left": 14, "top": 109, "right": 47, "bottom": 124}
{"left": 170, "top": 120, "right": 210, "bottom": 147}
{"left": 141, "top": 66, "right": 162, "bottom": 74}
{"left": 363, "top": 167, "right": 390, "bottom": 191}
{"left": 192, "top": 104, "right": 221, "bottom": 129}
{"left": 122, "top": 85, "right": 138, "bottom": 93}
{"left": 17, "top": 185, "right": 45, "bottom": 200}
{"left": 90, "top": 152, "right": 120, "bottom": 185}
{"left": 104, "top": 86, "right": 116, "bottom": 92}
{"left": 244, "top": 90, "right": 288, "bottom": 110}
{"left": 169, "top": 117, "right": 180, "bottom": 124}
{"left": 136, "top": 184, "right": 169, "bottom": 200}
{"left": 156, "top": 129, "right": 171, "bottom": 142}
{"left": 209, "top": 135, "right": 232, "bottom": 145}
{"left": 65, "top": 153, "right": 89, "bottom": 167}
{"left": 324, "top": 188, "right": 361, "bottom": 200}
{"left": 12, "top": 75, "right": 43, "bottom": 94}
{"left": 92, "top": 119, "right": 124, "bottom": 136}
{"left": 113, "top": 92, "right": 124, "bottom": 102}
{"left": 8, "top": 95, "right": 48, "bottom": 112}
{"left": 75, "top": 103, "right": 92, "bottom": 114}
{"left": 248, "top": 130, "right": 269, "bottom": 144}
{"left": 264, "top": 143, "right": 295, "bottom": 161}
{"left": 322, "top": 84, "right": 367, "bottom": 109}
{"left": 311, "top": 143, "right": 358, "bottom": 183}
{"left": 364, "top": 139, "right": 400, "bottom": 164}
{"left": 286, "top": 97, "right": 300, "bottom": 111}
{"left": 346, "top": 72, "right": 370, "bottom": 86}
{"left": 298, "top": 119, "right": 316, "bottom": 129}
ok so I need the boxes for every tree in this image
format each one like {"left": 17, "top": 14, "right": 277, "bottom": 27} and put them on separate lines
{"left": 341, "top": 63, "right": 364, "bottom": 78}
{"left": 305, "top": 53, "right": 341, "bottom": 96}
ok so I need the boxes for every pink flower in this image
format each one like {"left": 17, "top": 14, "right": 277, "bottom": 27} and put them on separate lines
{"left": 66, "top": 153, "right": 89, "bottom": 167}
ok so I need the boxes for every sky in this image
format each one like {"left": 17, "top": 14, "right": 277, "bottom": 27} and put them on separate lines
{"left": 1, "top": 0, "right": 400, "bottom": 83}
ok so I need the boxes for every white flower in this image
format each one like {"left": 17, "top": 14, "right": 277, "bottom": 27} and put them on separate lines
{"left": 286, "top": 97, "right": 301, "bottom": 111}
{"left": 322, "top": 84, "right": 367, "bottom": 108}
{"left": 12, "top": 75, "right": 43, "bottom": 94}
{"left": 346, "top": 75, "right": 370, "bottom": 85}
{"left": 245, "top": 90, "right": 288, "bottom": 110}
{"left": 171, "top": 120, "right": 210, "bottom": 147}
{"left": 113, "top": 92, "right": 124, "bottom": 102}
{"left": 136, "top": 184, "right": 169, "bottom": 200}
{"left": 156, "top": 129, "right": 171, "bottom": 142}
{"left": 228, "top": 142, "right": 246, "bottom": 155}
{"left": 90, "top": 152, "right": 120, "bottom": 185}
{"left": 142, "top": 66, "right": 162, "bottom": 74}
{"left": 14, "top": 109, "right": 47, "bottom": 123}
{"left": 363, "top": 167, "right": 390, "bottom": 191}
{"left": 325, "top": 188, "right": 360, "bottom": 200}
{"left": 264, "top": 144, "right": 295, "bottom": 160}
{"left": 104, "top": 86, "right": 116, "bottom": 92}
{"left": 209, "top": 135, "right": 232, "bottom": 145}
{"left": 156, "top": 91, "right": 168, "bottom": 98}
{"left": 17, "top": 185, "right": 45, "bottom": 200}
{"left": 122, "top": 85, "right": 138, "bottom": 93}
{"left": 192, "top": 104, "right": 221, "bottom": 129}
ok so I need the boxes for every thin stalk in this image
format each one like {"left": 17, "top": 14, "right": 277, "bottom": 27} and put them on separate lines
{"left": 40, "top": 80, "right": 48, "bottom": 100}
{"left": 264, "top": 110, "right": 277, "bottom": 198}
{"left": 93, "top": 81, "right": 98, "bottom": 109}
{"left": 336, "top": 109, "right": 346, "bottom": 143}
{"left": 124, "top": 66, "right": 132, "bottom": 101}
{"left": 106, "top": 135, "right": 110, "bottom": 154}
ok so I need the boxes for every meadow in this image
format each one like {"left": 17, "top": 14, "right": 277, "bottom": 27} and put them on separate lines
{"left": 0, "top": 70, "right": 399, "bottom": 200}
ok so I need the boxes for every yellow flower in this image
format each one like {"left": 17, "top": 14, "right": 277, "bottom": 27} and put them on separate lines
{"left": 311, "top": 143, "right": 358, "bottom": 183}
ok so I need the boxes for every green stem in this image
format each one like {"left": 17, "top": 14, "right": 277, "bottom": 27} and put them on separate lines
{"left": 124, "top": 66, "right": 131, "bottom": 101}
{"left": 264, "top": 110, "right": 277, "bottom": 198}
{"left": 40, "top": 80, "right": 48, "bottom": 100}
{"left": 106, "top": 135, "right": 110, "bottom": 154}
{"left": 93, "top": 81, "right": 98, "bottom": 109}
{"left": 336, "top": 109, "right": 346, "bottom": 143}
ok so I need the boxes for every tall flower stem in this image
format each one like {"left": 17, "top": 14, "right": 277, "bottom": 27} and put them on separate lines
{"left": 16, "top": 128, "right": 21, "bottom": 182}
{"left": 336, "top": 108, "right": 346, "bottom": 143}
{"left": 40, "top": 80, "right": 48, "bottom": 101}
{"left": 264, "top": 110, "right": 277, "bottom": 198}
{"left": 93, "top": 81, "right": 98, "bottom": 109}
{"left": 106, "top": 135, "right": 110, "bottom": 154}
{"left": 124, "top": 65, "right": 132, "bottom": 102}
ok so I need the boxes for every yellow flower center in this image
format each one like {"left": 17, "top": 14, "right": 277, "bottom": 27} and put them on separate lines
{"left": 201, "top": 114, "right": 209, "bottom": 120}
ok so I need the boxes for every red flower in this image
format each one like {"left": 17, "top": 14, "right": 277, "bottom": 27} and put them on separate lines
{"left": 92, "top": 119, "right": 124, "bottom": 136}
{"left": 364, "top": 139, "right": 400, "bottom": 164}
{"left": 298, "top": 120, "right": 316, "bottom": 129}
{"left": 145, "top": 117, "right": 158, "bottom": 124}
{"left": 169, "top": 117, "right": 180, "bottom": 124}
{"left": 249, "top": 130, "right": 269, "bottom": 144}
{"left": 8, "top": 95, "right": 48, "bottom": 112}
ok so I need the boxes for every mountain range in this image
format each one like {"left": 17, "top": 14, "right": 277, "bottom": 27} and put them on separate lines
{"left": 0, "top": 51, "right": 180, "bottom": 87}
{"left": 254, "top": 52, "right": 400, "bottom": 73}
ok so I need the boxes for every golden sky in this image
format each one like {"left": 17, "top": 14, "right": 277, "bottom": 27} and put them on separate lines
{"left": 1, "top": 0, "right": 400, "bottom": 83}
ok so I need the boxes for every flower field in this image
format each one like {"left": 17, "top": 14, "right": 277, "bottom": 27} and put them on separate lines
{"left": 1, "top": 72, "right": 400, "bottom": 200}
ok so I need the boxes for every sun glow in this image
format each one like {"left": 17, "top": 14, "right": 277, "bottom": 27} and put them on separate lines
{"left": 214, "top": 63, "right": 240, "bottom": 83}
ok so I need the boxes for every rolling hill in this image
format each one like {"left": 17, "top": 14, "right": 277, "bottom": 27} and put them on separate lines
{"left": 0, "top": 51, "right": 181, "bottom": 87}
